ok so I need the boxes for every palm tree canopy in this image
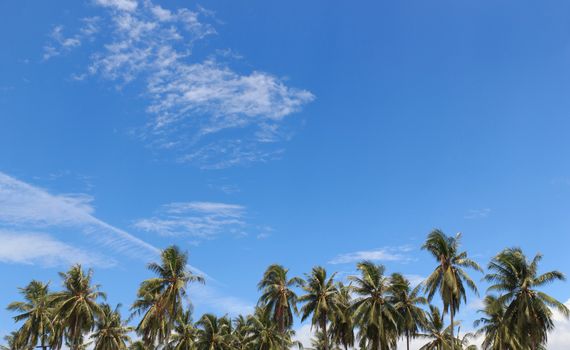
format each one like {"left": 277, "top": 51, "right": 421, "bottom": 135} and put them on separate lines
{"left": 195, "top": 314, "right": 233, "bottom": 350}
{"left": 7, "top": 280, "right": 54, "bottom": 350}
{"left": 91, "top": 304, "right": 132, "bottom": 350}
{"left": 167, "top": 310, "right": 197, "bottom": 350}
{"left": 485, "top": 247, "right": 569, "bottom": 348}
{"left": 329, "top": 282, "right": 354, "bottom": 350}
{"left": 52, "top": 264, "right": 106, "bottom": 350}
{"left": 299, "top": 266, "right": 338, "bottom": 328}
{"left": 473, "top": 295, "right": 520, "bottom": 350}
{"left": 417, "top": 305, "right": 454, "bottom": 350}
{"left": 257, "top": 264, "right": 303, "bottom": 332}
{"left": 390, "top": 273, "right": 427, "bottom": 342}
{"left": 131, "top": 245, "right": 204, "bottom": 346}
{"left": 422, "top": 230, "right": 482, "bottom": 313}
{"left": 348, "top": 261, "right": 398, "bottom": 350}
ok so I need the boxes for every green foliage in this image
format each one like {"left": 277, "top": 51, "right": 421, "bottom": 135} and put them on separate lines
{"left": 484, "top": 247, "right": 569, "bottom": 349}
{"left": 3, "top": 241, "right": 568, "bottom": 350}
{"left": 422, "top": 230, "right": 482, "bottom": 350}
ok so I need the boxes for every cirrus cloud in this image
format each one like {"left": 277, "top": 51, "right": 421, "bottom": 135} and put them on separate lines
{"left": 45, "top": 0, "right": 314, "bottom": 169}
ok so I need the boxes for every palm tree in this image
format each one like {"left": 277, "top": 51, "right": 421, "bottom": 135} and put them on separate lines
{"left": 417, "top": 305, "right": 453, "bottom": 350}
{"left": 422, "top": 230, "right": 482, "bottom": 350}
{"left": 167, "top": 310, "right": 197, "bottom": 350}
{"left": 485, "top": 248, "right": 569, "bottom": 349}
{"left": 348, "top": 261, "right": 398, "bottom": 350}
{"left": 52, "top": 264, "right": 106, "bottom": 350}
{"left": 245, "top": 306, "right": 293, "bottom": 350}
{"left": 329, "top": 283, "right": 354, "bottom": 350}
{"left": 299, "top": 266, "right": 338, "bottom": 350}
{"left": 128, "top": 340, "right": 151, "bottom": 350}
{"left": 390, "top": 273, "right": 427, "bottom": 350}
{"left": 91, "top": 304, "right": 132, "bottom": 350}
{"left": 257, "top": 265, "right": 303, "bottom": 335}
{"left": 0, "top": 332, "right": 23, "bottom": 350}
{"left": 308, "top": 331, "right": 341, "bottom": 350}
{"left": 194, "top": 314, "right": 233, "bottom": 350}
{"left": 231, "top": 315, "right": 249, "bottom": 350}
{"left": 131, "top": 246, "right": 204, "bottom": 346}
{"left": 473, "top": 295, "right": 520, "bottom": 350}
{"left": 7, "top": 281, "right": 54, "bottom": 350}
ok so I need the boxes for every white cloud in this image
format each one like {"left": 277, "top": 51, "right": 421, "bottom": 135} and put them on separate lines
{"left": 0, "top": 171, "right": 158, "bottom": 259}
{"left": 292, "top": 323, "right": 313, "bottom": 348}
{"left": 329, "top": 246, "right": 413, "bottom": 265}
{"left": 43, "top": 20, "right": 99, "bottom": 60}
{"left": 464, "top": 208, "right": 491, "bottom": 219}
{"left": 46, "top": 0, "right": 313, "bottom": 168}
{"left": 404, "top": 274, "right": 426, "bottom": 287}
{"left": 0, "top": 230, "right": 114, "bottom": 268}
{"left": 0, "top": 171, "right": 253, "bottom": 316}
{"left": 548, "top": 299, "right": 570, "bottom": 349}
{"left": 467, "top": 297, "right": 485, "bottom": 311}
{"left": 94, "top": 0, "right": 138, "bottom": 12}
{"left": 134, "top": 201, "right": 247, "bottom": 239}
{"left": 189, "top": 284, "right": 254, "bottom": 316}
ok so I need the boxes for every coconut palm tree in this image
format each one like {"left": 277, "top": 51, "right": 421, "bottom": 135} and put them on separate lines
{"left": 422, "top": 230, "right": 482, "bottom": 350}
{"left": 257, "top": 265, "right": 303, "bottom": 334}
{"left": 194, "top": 314, "right": 233, "bottom": 350}
{"left": 473, "top": 295, "right": 520, "bottom": 350}
{"left": 91, "top": 304, "right": 132, "bottom": 350}
{"left": 51, "top": 265, "right": 106, "bottom": 350}
{"left": 418, "top": 305, "right": 453, "bottom": 350}
{"left": 0, "top": 332, "right": 23, "bottom": 350}
{"left": 308, "top": 330, "right": 341, "bottom": 350}
{"left": 167, "top": 310, "right": 197, "bottom": 350}
{"left": 329, "top": 283, "right": 354, "bottom": 350}
{"left": 244, "top": 306, "right": 293, "bottom": 350}
{"left": 131, "top": 246, "right": 204, "bottom": 346}
{"left": 348, "top": 261, "right": 398, "bottom": 350}
{"left": 128, "top": 340, "right": 152, "bottom": 350}
{"left": 485, "top": 248, "right": 569, "bottom": 349}
{"left": 231, "top": 315, "right": 249, "bottom": 350}
{"left": 390, "top": 273, "right": 427, "bottom": 350}
{"left": 299, "top": 266, "right": 338, "bottom": 350}
{"left": 7, "top": 281, "right": 54, "bottom": 350}
{"left": 131, "top": 281, "right": 168, "bottom": 347}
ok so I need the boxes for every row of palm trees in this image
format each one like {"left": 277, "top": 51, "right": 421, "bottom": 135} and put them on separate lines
{"left": 3, "top": 230, "right": 568, "bottom": 350}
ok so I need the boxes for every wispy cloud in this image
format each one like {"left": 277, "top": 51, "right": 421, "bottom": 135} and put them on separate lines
{"left": 95, "top": 0, "right": 138, "bottom": 12}
{"left": 0, "top": 171, "right": 158, "bottom": 259}
{"left": 46, "top": 0, "right": 314, "bottom": 168}
{"left": 404, "top": 274, "right": 426, "bottom": 287}
{"left": 328, "top": 246, "right": 413, "bottom": 265}
{"left": 464, "top": 208, "right": 491, "bottom": 219}
{"left": 189, "top": 284, "right": 254, "bottom": 316}
{"left": 43, "top": 19, "right": 100, "bottom": 60}
{"left": 0, "top": 230, "right": 115, "bottom": 268}
{"left": 0, "top": 171, "right": 253, "bottom": 315}
{"left": 134, "top": 201, "right": 248, "bottom": 239}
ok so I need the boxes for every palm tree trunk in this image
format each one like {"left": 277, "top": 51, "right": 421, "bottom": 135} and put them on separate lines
{"left": 450, "top": 306, "right": 455, "bottom": 350}
{"left": 406, "top": 329, "right": 410, "bottom": 350}
{"left": 321, "top": 316, "right": 329, "bottom": 350}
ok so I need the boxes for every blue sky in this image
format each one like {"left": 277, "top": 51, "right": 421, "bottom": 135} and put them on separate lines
{"left": 2, "top": 0, "right": 570, "bottom": 347}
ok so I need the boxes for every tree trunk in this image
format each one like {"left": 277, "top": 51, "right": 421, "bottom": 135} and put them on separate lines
{"left": 321, "top": 316, "right": 329, "bottom": 350}
{"left": 450, "top": 303, "right": 455, "bottom": 350}
{"left": 406, "top": 329, "right": 410, "bottom": 350}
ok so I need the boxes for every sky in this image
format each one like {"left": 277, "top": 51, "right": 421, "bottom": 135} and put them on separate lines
{"left": 1, "top": 0, "right": 570, "bottom": 348}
